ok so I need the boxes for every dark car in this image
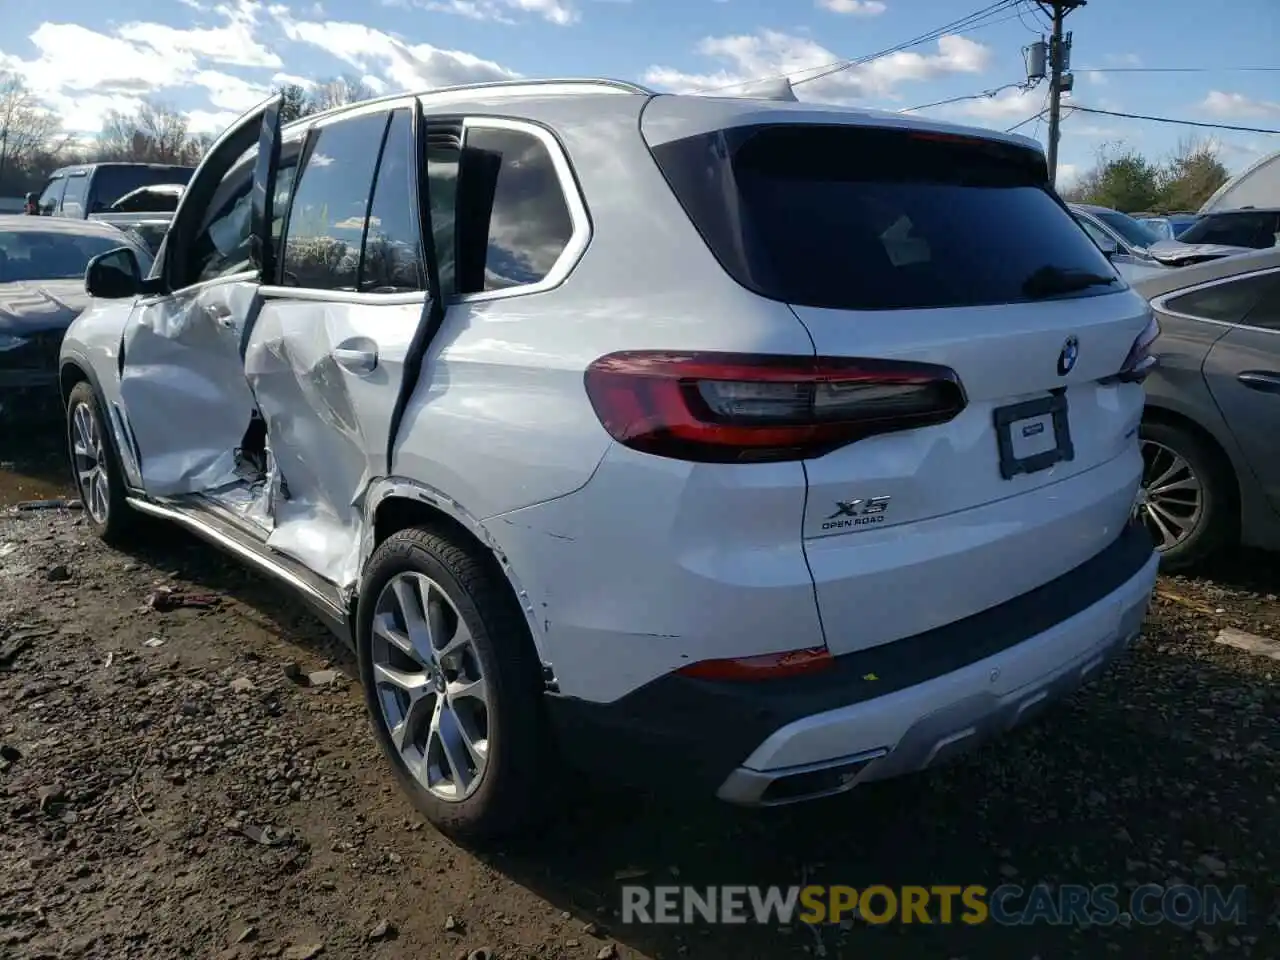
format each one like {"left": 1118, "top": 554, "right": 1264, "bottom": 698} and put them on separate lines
{"left": 0, "top": 215, "right": 153, "bottom": 418}
{"left": 1132, "top": 246, "right": 1280, "bottom": 567}
{"left": 1148, "top": 208, "right": 1280, "bottom": 267}
{"left": 34, "top": 163, "right": 195, "bottom": 219}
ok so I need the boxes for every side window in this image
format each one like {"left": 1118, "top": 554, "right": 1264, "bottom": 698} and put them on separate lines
{"left": 425, "top": 134, "right": 460, "bottom": 297}
{"left": 460, "top": 126, "right": 574, "bottom": 293}
{"left": 60, "top": 174, "right": 90, "bottom": 217}
{"left": 37, "top": 177, "right": 66, "bottom": 215}
{"left": 1076, "top": 217, "right": 1112, "bottom": 249}
{"left": 361, "top": 109, "right": 424, "bottom": 293}
{"left": 186, "top": 150, "right": 300, "bottom": 287}
{"left": 1165, "top": 272, "right": 1278, "bottom": 325}
{"left": 281, "top": 112, "right": 388, "bottom": 290}
{"left": 1240, "top": 273, "right": 1280, "bottom": 330}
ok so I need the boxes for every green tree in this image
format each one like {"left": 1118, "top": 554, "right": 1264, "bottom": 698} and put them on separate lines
{"left": 1158, "top": 138, "right": 1229, "bottom": 212}
{"left": 1070, "top": 144, "right": 1161, "bottom": 212}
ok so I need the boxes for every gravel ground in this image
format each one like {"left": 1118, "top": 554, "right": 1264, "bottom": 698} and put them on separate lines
{"left": 1, "top": 429, "right": 1279, "bottom": 960}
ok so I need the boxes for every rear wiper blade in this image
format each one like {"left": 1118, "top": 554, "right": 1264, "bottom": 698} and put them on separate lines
{"left": 1021, "top": 265, "right": 1118, "bottom": 300}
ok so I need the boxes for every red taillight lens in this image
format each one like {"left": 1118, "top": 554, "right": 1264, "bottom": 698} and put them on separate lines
{"left": 583, "top": 351, "right": 967, "bottom": 463}
{"left": 676, "top": 646, "right": 834, "bottom": 681}
{"left": 1103, "top": 315, "right": 1160, "bottom": 385}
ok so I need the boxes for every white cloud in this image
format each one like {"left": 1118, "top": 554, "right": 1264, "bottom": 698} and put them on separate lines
{"left": 1056, "top": 163, "right": 1081, "bottom": 188}
{"left": 116, "top": 0, "right": 280, "bottom": 69}
{"left": 1200, "top": 90, "right": 1280, "bottom": 119}
{"left": 190, "top": 70, "right": 271, "bottom": 111}
{"left": 953, "top": 86, "right": 1044, "bottom": 121}
{"left": 397, "top": 0, "right": 577, "bottom": 24}
{"left": 817, "top": 0, "right": 888, "bottom": 15}
{"left": 273, "top": 14, "right": 521, "bottom": 92}
{"left": 644, "top": 31, "right": 989, "bottom": 102}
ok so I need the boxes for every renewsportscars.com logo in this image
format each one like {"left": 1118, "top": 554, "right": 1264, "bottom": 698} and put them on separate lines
{"left": 620, "top": 884, "right": 1249, "bottom": 927}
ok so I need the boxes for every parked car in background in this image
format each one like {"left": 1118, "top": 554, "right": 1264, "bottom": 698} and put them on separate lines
{"left": 34, "top": 163, "right": 195, "bottom": 219}
{"left": 0, "top": 215, "right": 153, "bottom": 418}
{"left": 1069, "top": 203, "right": 1162, "bottom": 266}
{"left": 1132, "top": 246, "right": 1280, "bottom": 568}
{"left": 1139, "top": 214, "right": 1200, "bottom": 242}
{"left": 1148, "top": 207, "right": 1280, "bottom": 267}
{"left": 118, "top": 218, "right": 172, "bottom": 257}
{"left": 60, "top": 83, "right": 1159, "bottom": 841}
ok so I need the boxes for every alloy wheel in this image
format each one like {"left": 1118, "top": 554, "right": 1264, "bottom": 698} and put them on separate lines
{"left": 71, "top": 401, "right": 110, "bottom": 525}
{"left": 1134, "top": 438, "right": 1203, "bottom": 551}
{"left": 370, "top": 572, "right": 490, "bottom": 802}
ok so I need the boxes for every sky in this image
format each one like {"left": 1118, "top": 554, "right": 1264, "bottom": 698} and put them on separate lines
{"left": 1, "top": 0, "right": 1278, "bottom": 188}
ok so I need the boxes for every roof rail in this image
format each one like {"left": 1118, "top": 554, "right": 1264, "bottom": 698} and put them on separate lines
{"left": 297, "top": 77, "right": 654, "bottom": 126}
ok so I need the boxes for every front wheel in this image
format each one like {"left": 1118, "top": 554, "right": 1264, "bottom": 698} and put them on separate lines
{"left": 356, "top": 526, "right": 550, "bottom": 842}
{"left": 65, "top": 380, "right": 135, "bottom": 543}
{"left": 1134, "top": 420, "right": 1234, "bottom": 571}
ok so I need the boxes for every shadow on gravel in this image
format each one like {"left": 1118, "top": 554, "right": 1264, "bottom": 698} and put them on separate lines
{"left": 0, "top": 411, "right": 72, "bottom": 508}
{"left": 487, "top": 638, "right": 1280, "bottom": 960}
{"left": 1199, "top": 547, "right": 1280, "bottom": 596}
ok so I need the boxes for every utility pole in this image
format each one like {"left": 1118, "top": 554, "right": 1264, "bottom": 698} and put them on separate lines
{"left": 1042, "top": 0, "right": 1085, "bottom": 187}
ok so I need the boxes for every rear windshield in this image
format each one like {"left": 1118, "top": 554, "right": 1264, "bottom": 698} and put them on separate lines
{"left": 90, "top": 166, "right": 195, "bottom": 212}
{"left": 1093, "top": 209, "right": 1160, "bottom": 249}
{"left": 649, "top": 124, "right": 1119, "bottom": 311}
{"left": 1177, "top": 211, "right": 1279, "bottom": 249}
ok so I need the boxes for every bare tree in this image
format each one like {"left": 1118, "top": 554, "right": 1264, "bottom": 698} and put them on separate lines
{"left": 0, "top": 71, "right": 63, "bottom": 188}
{"left": 307, "top": 76, "right": 377, "bottom": 114}
{"left": 95, "top": 100, "right": 208, "bottom": 165}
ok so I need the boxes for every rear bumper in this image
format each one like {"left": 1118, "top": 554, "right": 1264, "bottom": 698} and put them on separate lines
{"left": 546, "top": 520, "right": 1156, "bottom": 803}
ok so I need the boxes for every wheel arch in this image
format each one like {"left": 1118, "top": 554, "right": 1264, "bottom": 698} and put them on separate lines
{"left": 360, "top": 480, "right": 552, "bottom": 682}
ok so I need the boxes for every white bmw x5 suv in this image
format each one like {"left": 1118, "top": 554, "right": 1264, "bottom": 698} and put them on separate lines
{"left": 58, "top": 79, "right": 1159, "bottom": 841}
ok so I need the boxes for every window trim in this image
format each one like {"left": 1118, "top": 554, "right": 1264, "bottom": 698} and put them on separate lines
{"left": 448, "top": 115, "right": 591, "bottom": 304}
{"left": 1153, "top": 265, "right": 1280, "bottom": 335}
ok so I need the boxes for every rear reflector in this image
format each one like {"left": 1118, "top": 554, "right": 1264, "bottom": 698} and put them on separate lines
{"left": 676, "top": 646, "right": 834, "bottom": 681}
{"left": 583, "top": 351, "right": 967, "bottom": 463}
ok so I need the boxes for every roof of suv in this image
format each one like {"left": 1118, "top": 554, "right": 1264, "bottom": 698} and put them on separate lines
{"left": 283, "top": 77, "right": 1045, "bottom": 155}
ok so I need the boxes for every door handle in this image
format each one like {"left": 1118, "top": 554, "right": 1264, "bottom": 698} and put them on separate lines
{"left": 1237, "top": 371, "right": 1280, "bottom": 394}
{"left": 332, "top": 346, "right": 378, "bottom": 374}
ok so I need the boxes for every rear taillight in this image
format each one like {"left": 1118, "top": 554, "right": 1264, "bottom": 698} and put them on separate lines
{"left": 1102, "top": 315, "right": 1160, "bottom": 385}
{"left": 583, "top": 351, "right": 967, "bottom": 464}
{"left": 676, "top": 646, "right": 834, "bottom": 681}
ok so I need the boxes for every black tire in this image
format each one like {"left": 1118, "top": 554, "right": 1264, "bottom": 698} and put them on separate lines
{"left": 65, "top": 380, "right": 136, "bottom": 544}
{"left": 1137, "top": 419, "right": 1235, "bottom": 572}
{"left": 356, "top": 526, "right": 550, "bottom": 843}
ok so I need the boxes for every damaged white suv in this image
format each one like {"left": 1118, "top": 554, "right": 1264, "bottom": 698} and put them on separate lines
{"left": 60, "top": 80, "right": 1159, "bottom": 842}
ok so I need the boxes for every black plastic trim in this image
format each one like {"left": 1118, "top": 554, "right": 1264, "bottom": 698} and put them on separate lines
{"left": 547, "top": 520, "right": 1153, "bottom": 795}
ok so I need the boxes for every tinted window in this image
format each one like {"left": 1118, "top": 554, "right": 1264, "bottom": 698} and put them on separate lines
{"left": 1076, "top": 217, "right": 1114, "bottom": 248}
{"left": 461, "top": 126, "right": 573, "bottom": 292}
{"left": 37, "top": 177, "right": 66, "bottom": 215}
{"left": 425, "top": 138, "right": 460, "bottom": 296}
{"left": 189, "top": 153, "right": 299, "bottom": 286}
{"left": 0, "top": 228, "right": 151, "bottom": 282}
{"left": 1094, "top": 209, "right": 1159, "bottom": 249}
{"left": 651, "top": 125, "right": 1118, "bottom": 311}
{"left": 1165, "top": 271, "right": 1278, "bottom": 325}
{"left": 281, "top": 112, "right": 388, "bottom": 290}
{"left": 90, "top": 167, "right": 194, "bottom": 213}
{"left": 361, "top": 109, "right": 424, "bottom": 293}
{"left": 1240, "top": 273, "right": 1280, "bottom": 330}
{"left": 112, "top": 188, "right": 181, "bottom": 213}
{"left": 61, "top": 174, "right": 90, "bottom": 217}
{"left": 1179, "top": 212, "right": 1279, "bottom": 249}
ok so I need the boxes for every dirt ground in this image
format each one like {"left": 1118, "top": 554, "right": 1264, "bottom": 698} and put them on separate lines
{"left": 2, "top": 420, "right": 1279, "bottom": 960}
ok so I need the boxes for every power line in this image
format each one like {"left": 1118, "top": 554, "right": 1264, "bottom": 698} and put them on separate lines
{"left": 1078, "top": 66, "right": 1280, "bottom": 74}
{"left": 903, "top": 80, "right": 1036, "bottom": 113}
{"left": 1006, "top": 108, "right": 1047, "bottom": 132}
{"left": 697, "top": 0, "right": 1022, "bottom": 93}
{"left": 1065, "top": 104, "right": 1280, "bottom": 135}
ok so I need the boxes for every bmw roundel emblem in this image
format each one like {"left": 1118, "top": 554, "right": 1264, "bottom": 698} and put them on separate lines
{"left": 1057, "top": 336, "right": 1080, "bottom": 376}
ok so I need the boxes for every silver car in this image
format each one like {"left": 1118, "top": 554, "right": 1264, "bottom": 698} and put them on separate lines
{"left": 1134, "top": 247, "right": 1280, "bottom": 567}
